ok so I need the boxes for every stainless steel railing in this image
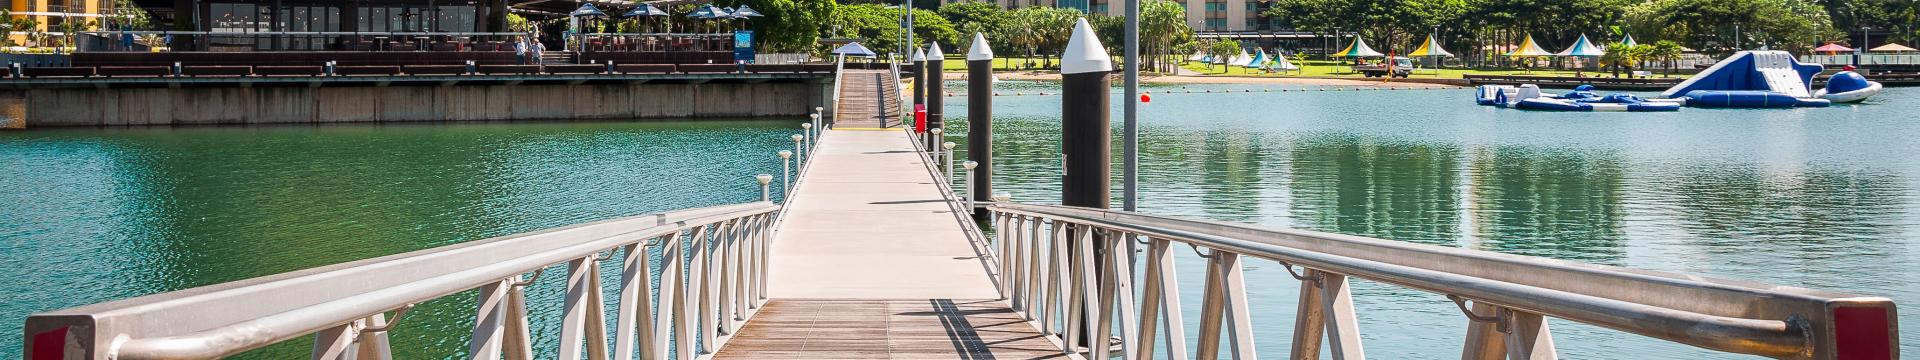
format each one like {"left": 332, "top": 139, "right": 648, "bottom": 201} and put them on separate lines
{"left": 23, "top": 202, "right": 780, "bottom": 360}
{"left": 981, "top": 202, "right": 1900, "bottom": 360}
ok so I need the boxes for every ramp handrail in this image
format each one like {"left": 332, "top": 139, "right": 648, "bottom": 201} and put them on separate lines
{"left": 982, "top": 202, "right": 1899, "bottom": 360}
{"left": 830, "top": 54, "right": 846, "bottom": 126}
{"left": 24, "top": 202, "right": 780, "bottom": 360}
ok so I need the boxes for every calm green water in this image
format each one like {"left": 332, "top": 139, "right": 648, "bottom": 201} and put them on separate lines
{"left": 0, "top": 121, "right": 798, "bottom": 359}
{"left": 941, "top": 80, "right": 1920, "bottom": 358}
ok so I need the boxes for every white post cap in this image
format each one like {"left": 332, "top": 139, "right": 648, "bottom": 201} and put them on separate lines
{"left": 927, "top": 42, "right": 943, "bottom": 59}
{"left": 1060, "top": 17, "right": 1113, "bottom": 75}
{"left": 792, "top": 134, "right": 805, "bottom": 141}
{"left": 963, "top": 160, "right": 978, "bottom": 170}
{"left": 910, "top": 48, "right": 926, "bottom": 62}
{"left": 942, "top": 142, "right": 956, "bottom": 150}
{"left": 778, "top": 150, "right": 793, "bottom": 158}
{"left": 756, "top": 174, "right": 774, "bottom": 184}
{"left": 967, "top": 32, "right": 994, "bottom": 61}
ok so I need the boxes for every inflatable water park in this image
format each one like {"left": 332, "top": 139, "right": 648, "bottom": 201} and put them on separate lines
{"left": 1476, "top": 50, "right": 1885, "bottom": 112}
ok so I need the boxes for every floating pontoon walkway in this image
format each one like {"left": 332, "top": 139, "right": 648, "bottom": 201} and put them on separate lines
{"left": 716, "top": 129, "right": 1066, "bottom": 358}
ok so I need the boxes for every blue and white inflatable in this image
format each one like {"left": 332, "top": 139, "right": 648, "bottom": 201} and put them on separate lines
{"left": 1814, "top": 71, "right": 1883, "bottom": 103}
{"left": 1661, "top": 51, "right": 1834, "bottom": 108}
{"left": 1477, "top": 84, "right": 1682, "bottom": 112}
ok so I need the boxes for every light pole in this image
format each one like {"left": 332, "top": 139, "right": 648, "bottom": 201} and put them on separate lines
{"left": 756, "top": 174, "right": 773, "bottom": 202}
{"left": 777, "top": 150, "right": 794, "bottom": 198}
{"left": 1123, "top": 0, "right": 1139, "bottom": 213}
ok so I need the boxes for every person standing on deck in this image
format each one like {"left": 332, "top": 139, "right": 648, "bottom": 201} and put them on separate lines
{"left": 514, "top": 37, "right": 528, "bottom": 64}
{"left": 533, "top": 39, "right": 546, "bottom": 65}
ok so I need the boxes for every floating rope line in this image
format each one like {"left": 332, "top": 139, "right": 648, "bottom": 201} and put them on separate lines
{"left": 951, "top": 86, "right": 1454, "bottom": 97}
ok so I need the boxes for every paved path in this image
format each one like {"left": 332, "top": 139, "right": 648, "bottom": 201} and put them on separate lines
{"left": 716, "top": 129, "right": 1062, "bottom": 358}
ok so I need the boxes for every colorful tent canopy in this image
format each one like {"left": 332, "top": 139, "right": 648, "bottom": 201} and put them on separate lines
{"left": 1408, "top": 34, "right": 1452, "bottom": 57}
{"left": 1815, "top": 43, "right": 1855, "bottom": 54}
{"left": 1189, "top": 51, "right": 1207, "bottom": 61}
{"left": 1507, "top": 35, "right": 1554, "bottom": 57}
{"left": 1557, "top": 34, "right": 1605, "bottom": 57}
{"left": 1618, "top": 34, "right": 1637, "bottom": 47}
{"left": 1334, "top": 38, "right": 1385, "bottom": 57}
{"left": 1244, "top": 50, "right": 1267, "bottom": 68}
{"left": 1871, "top": 43, "right": 1916, "bottom": 52}
{"left": 1272, "top": 52, "right": 1300, "bottom": 70}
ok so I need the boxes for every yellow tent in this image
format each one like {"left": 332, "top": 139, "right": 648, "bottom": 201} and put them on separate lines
{"left": 1506, "top": 35, "right": 1554, "bottom": 57}
{"left": 1408, "top": 34, "right": 1453, "bottom": 57}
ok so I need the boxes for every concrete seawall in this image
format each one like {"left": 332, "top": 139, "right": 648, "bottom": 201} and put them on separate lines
{"left": 21, "top": 81, "right": 830, "bottom": 127}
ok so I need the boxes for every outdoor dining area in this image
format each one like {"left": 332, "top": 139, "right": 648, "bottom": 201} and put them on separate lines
{"left": 563, "top": 2, "right": 764, "bottom": 53}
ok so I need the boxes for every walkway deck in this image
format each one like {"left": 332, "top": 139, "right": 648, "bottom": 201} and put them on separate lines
{"left": 717, "top": 129, "right": 1066, "bottom": 359}
{"left": 833, "top": 70, "right": 904, "bottom": 129}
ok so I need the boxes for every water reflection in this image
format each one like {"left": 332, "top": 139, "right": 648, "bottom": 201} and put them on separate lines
{"left": 1288, "top": 135, "right": 1462, "bottom": 245}
{"left": 1465, "top": 147, "right": 1626, "bottom": 262}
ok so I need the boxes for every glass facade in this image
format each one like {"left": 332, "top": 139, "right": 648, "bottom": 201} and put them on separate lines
{"left": 201, "top": 1, "right": 482, "bottom": 51}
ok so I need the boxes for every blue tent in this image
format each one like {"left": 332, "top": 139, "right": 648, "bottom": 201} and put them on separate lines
{"left": 1557, "top": 34, "right": 1606, "bottom": 57}
{"left": 688, "top": 5, "right": 716, "bottom": 19}
{"left": 732, "top": 5, "right": 764, "bottom": 17}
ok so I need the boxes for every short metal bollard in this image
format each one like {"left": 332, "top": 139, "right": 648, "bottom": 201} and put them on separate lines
{"left": 963, "top": 160, "right": 980, "bottom": 213}
{"left": 800, "top": 123, "right": 813, "bottom": 156}
{"left": 756, "top": 174, "right": 774, "bottom": 201}
{"left": 810, "top": 113, "right": 823, "bottom": 137}
{"left": 778, "top": 150, "right": 794, "bottom": 198}
{"left": 942, "top": 142, "right": 957, "bottom": 178}
{"left": 791, "top": 134, "right": 807, "bottom": 168}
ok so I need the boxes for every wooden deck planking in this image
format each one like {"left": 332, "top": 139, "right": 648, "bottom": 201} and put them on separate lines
{"left": 834, "top": 70, "right": 904, "bottom": 129}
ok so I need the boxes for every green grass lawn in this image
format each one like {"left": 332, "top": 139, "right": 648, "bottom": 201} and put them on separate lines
{"left": 1178, "top": 60, "right": 1688, "bottom": 79}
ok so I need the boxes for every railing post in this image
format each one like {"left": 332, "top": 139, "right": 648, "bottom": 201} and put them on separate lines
{"left": 1320, "top": 272, "right": 1364, "bottom": 360}
{"left": 1196, "top": 250, "right": 1258, "bottom": 359}
{"left": 471, "top": 278, "right": 513, "bottom": 360}
{"left": 310, "top": 319, "right": 362, "bottom": 360}
{"left": 994, "top": 212, "right": 1013, "bottom": 300}
{"left": 1461, "top": 301, "right": 1506, "bottom": 360}
{"left": 505, "top": 276, "right": 534, "bottom": 360}
{"left": 1023, "top": 215, "right": 1045, "bottom": 322}
{"left": 1067, "top": 225, "right": 1101, "bottom": 354}
{"left": 614, "top": 241, "right": 656, "bottom": 360}
{"left": 1044, "top": 220, "right": 1069, "bottom": 338}
{"left": 558, "top": 255, "right": 610, "bottom": 360}
{"left": 357, "top": 313, "right": 395, "bottom": 360}
{"left": 657, "top": 230, "right": 691, "bottom": 360}
{"left": 756, "top": 214, "right": 773, "bottom": 302}
{"left": 1291, "top": 268, "right": 1328, "bottom": 360}
{"left": 716, "top": 221, "right": 737, "bottom": 335}
{"left": 1008, "top": 215, "right": 1028, "bottom": 312}
{"left": 1099, "top": 230, "right": 1141, "bottom": 360}
{"left": 1504, "top": 311, "right": 1558, "bottom": 360}
{"left": 1136, "top": 236, "right": 1188, "bottom": 360}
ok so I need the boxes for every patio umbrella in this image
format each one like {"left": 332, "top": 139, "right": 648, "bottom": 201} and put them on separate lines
{"left": 1870, "top": 43, "right": 1915, "bottom": 53}
{"left": 570, "top": 3, "right": 607, "bottom": 17}
{"left": 732, "top": 4, "right": 764, "bottom": 18}
{"left": 1333, "top": 37, "right": 1384, "bottom": 57}
{"left": 1814, "top": 43, "right": 1854, "bottom": 55}
{"left": 624, "top": 3, "right": 668, "bottom": 17}
{"left": 832, "top": 42, "right": 877, "bottom": 57}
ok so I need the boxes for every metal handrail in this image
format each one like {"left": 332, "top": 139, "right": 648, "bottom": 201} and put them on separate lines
{"left": 830, "top": 54, "right": 845, "bottom": 126}
{"left": 24, "top": 202, "right": 780, "bottom": 360}
{"left": 982, "top": 202, "right": 1899, "bottom": 360}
